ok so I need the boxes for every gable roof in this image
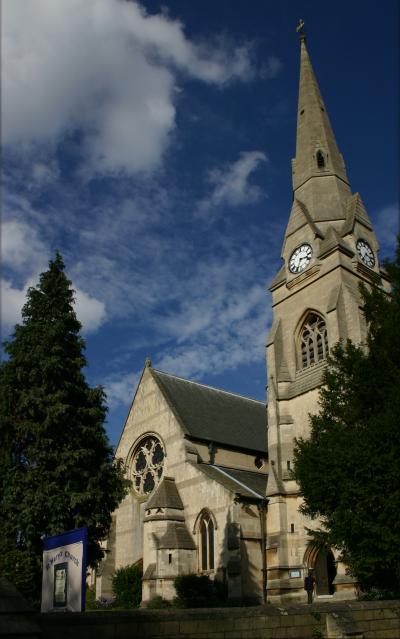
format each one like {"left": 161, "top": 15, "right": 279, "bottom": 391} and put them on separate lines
{"left": 341, "top": 192, "right": 373, "bottom": 236}
{"left": 151, "top": 368, "right": 267, "bottom": 453}
{"left": 283, "top": 198, "right": 324, "bottom": 247}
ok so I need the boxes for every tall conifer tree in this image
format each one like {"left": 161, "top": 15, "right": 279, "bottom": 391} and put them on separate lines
{"left": 293, "top": 243, "right": 400, "bottom": 592}
{"left": 0, "top": 253, "right": 128, "bottom": 602}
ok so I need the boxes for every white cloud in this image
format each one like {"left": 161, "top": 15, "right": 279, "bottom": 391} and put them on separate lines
{"left": 102, "top": 247, "right": 273, "bottom": 408}
{"left": 154, "top": 305, "right": 268, "bottom": 382}
{"left": 2, "top": 220, "right": 48, "bottom": 275}
{"left": 1, "top": 277, "right": 107, "bottom": 336}
{"left": 1, "top": 219, "right": 106, "bottom": 334}
{"left": 1, "top": 279, "right": 31, "bottom": 331}
{"left": 31, "top": 161, "right": 60, "bottom": 186}
{"left": 74, "top": 287, "right": 107, "bottom": 333}
{"left": 196, "top": 151, "right": 268, "bottom": 217}
{"left": 104, "top": 371, "right": 140, "bottom": 408}
{"left": 3, "top": 0, "right": 263, "bottom": 175}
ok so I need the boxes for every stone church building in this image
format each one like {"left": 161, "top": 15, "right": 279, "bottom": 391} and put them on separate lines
{"left": 96, "top": 35, "right": 390, "bottom": 604}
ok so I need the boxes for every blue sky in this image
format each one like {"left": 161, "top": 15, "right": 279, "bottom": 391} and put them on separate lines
{"left": 2, "top": 0, "right": 398, "bottom": 446}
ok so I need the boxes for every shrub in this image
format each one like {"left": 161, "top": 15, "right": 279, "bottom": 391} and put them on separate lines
{"left": 112, "top": 561, "right": 142, "bottom": 608}
{"left": 85, "top": 585, "right": 97, "bottom": 610}
{"left": 85, "top": 585, "right": 115, "bottom": 611}
{"left": 358, "top": 587, "right": 400, "bottom": 601}
{"left": 174, "top": 574, "right": 218, "bottom": 608}
{"left": 145, "top": 595, "right": 172, "bottom": 609}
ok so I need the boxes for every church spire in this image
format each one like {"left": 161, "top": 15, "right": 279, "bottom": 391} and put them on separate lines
{"left": 292, "top": 35, "right": 350, "bottom": 193}
{"left": 285, "top": 33, "right": 353, "bottom": 236}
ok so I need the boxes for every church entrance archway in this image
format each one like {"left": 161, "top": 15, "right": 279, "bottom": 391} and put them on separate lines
{"left": 314, "top": 547, "right": 336, "bottom": 595}
{"left": 304, "top": 545, "right": 336, "bottom": 595}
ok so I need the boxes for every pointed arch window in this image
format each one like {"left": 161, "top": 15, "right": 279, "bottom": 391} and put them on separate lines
{"left": 316, "top": 150, "right": 325, "bottom": 168}
{"left": 198, "top": 511, "right": 215, "bottom": 571}
{"left": 299, "top": 313, "right": 328, "bottom": 369}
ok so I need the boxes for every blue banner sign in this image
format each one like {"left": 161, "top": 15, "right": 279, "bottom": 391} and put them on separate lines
{"left": 41, "top": 527, "right": 87, "bottom": 612}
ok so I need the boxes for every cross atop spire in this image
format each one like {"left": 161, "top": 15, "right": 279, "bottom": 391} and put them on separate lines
{"left": 296, "top": 18, "right": 305, "bottom": 40}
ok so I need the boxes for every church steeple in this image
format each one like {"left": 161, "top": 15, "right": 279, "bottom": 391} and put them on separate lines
{"left": 266, "top": 26, "right": 388, "bottom": 603}
{"left": 292, "top": 35, "right": 349, "bottom": 193}
{"left": 282, "top": 35, "right": 355, "bottom": 248}
{"left": 265, "top": 29, "right": 389, "bottom": 605}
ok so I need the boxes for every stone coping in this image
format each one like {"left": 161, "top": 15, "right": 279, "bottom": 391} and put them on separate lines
{"left": 38, "top": 598, "right": 400, "bottom": 622}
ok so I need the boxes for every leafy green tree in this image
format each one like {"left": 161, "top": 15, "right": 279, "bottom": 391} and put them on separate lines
{"left": 0, "top": 253, "right": 129, "bottom": 604}
{"left": 293, "top": 242, "right": 400, "bottom": 592}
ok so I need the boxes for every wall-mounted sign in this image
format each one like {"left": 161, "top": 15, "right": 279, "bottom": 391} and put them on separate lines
{"left": 289, "top": 569, "right": 302, "bottom": 579}
{"left": 41, "top": 527, "right": 87, "bottom": 612}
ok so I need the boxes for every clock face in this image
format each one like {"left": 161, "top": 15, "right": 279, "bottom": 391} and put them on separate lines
{"left": 289, "top": 244, "right": 313, "bottom": 274}
{"left": 356, "top": 239, "right": 375, "bottom": 268}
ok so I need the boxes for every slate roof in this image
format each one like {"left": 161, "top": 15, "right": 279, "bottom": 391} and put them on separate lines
{"left": 157, "top": 523, "right": 196, "bottom": 550}
{"left": 146, "top": 477, "right": 184, "bottom": 510}
{"left": 194, "top": 463, "right": 268, "bottom": 500}
{"left": 143, "top": 563, "right": 156, "bottom": 580}
{"left": 151, "top": 369, "right": 267, "bottom": 453}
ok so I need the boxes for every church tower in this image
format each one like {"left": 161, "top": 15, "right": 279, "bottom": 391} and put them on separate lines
{"left": 265, "top": 33, "right": 390, "bottom": 602}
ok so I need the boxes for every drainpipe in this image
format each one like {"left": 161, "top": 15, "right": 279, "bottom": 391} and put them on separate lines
{"left": 258, "top": 498, "right": 269, "bottom": 604}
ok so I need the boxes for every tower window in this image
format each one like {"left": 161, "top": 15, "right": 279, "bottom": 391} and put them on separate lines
{"left": 300, "top": 313, "right": 328, "bottom": 369}
{"left": 198, "top": 511, "right": 215, "bottom": 571}
{"left": 316, "top": 150, "right": 325, "bottom": 168}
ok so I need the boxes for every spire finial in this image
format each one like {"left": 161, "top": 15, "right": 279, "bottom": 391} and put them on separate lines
{"left": 296, "top": 19, "right": 305, "bottom": 41}
{"left": 145, "top": 356, "right": 152, "bottom": 368}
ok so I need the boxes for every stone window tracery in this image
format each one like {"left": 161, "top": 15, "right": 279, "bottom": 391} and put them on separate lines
{"left": 131, "top": 435, "right": 165, "bottom": 496}
{"left": 299, "top": 313, "right": 328, "bottom": 369}
{"left": 198, "top": 511, "right": 215, "bottom": 571}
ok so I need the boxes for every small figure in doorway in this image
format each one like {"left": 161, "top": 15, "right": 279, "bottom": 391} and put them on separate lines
{"left": 304, "top": 569, "right": 315, "bottom": 604}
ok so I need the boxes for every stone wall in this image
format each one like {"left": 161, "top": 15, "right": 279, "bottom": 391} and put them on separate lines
{"left": 35, "top": 600, "right": 400, "bottom": 639}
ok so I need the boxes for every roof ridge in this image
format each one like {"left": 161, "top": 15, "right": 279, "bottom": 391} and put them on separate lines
{"left": 209, "top": 465, "right": 264, "bottom": 499}
{"left": 152, "top": 368, "right": 265, "bottom": 406}
{"left": 203, "top": 463, "right": 266, "bottom": 477}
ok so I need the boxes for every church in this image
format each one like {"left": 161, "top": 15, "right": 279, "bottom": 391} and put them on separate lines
{"left": 96, "top": 33, "right": 390, "bottom": 604}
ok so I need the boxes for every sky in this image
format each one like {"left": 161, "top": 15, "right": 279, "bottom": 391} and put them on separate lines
{"left": 2, "top": 0, "right": 399, "bottom": 446}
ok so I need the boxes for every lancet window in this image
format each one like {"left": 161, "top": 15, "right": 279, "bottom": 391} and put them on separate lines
{"left": 299, "top": 313, "right": 328, "bottom": 369}
{"left": 316, "top": 150, "right": 325, "bottom": 168}
{"left": 198, "top": 511, "right": 215, "bottom": 572}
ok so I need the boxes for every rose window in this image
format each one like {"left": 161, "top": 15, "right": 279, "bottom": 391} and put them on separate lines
{"left": 132, "top": 436, "right": 165, "bottom": 495}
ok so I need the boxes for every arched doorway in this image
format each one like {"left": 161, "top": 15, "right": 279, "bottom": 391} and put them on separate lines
{"left": 304, "top": 545, "right": 337, "bottom": 595}
{"left": 314, "top": 547, "right": 336, "bottom": 595}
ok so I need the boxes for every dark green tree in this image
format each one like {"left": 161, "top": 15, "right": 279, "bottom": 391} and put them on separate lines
{"left": 293, "top": 242, "right": 400, "bottom": 593}
{"left": 0, "top": 253, "right": 129, "bottom": 603}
